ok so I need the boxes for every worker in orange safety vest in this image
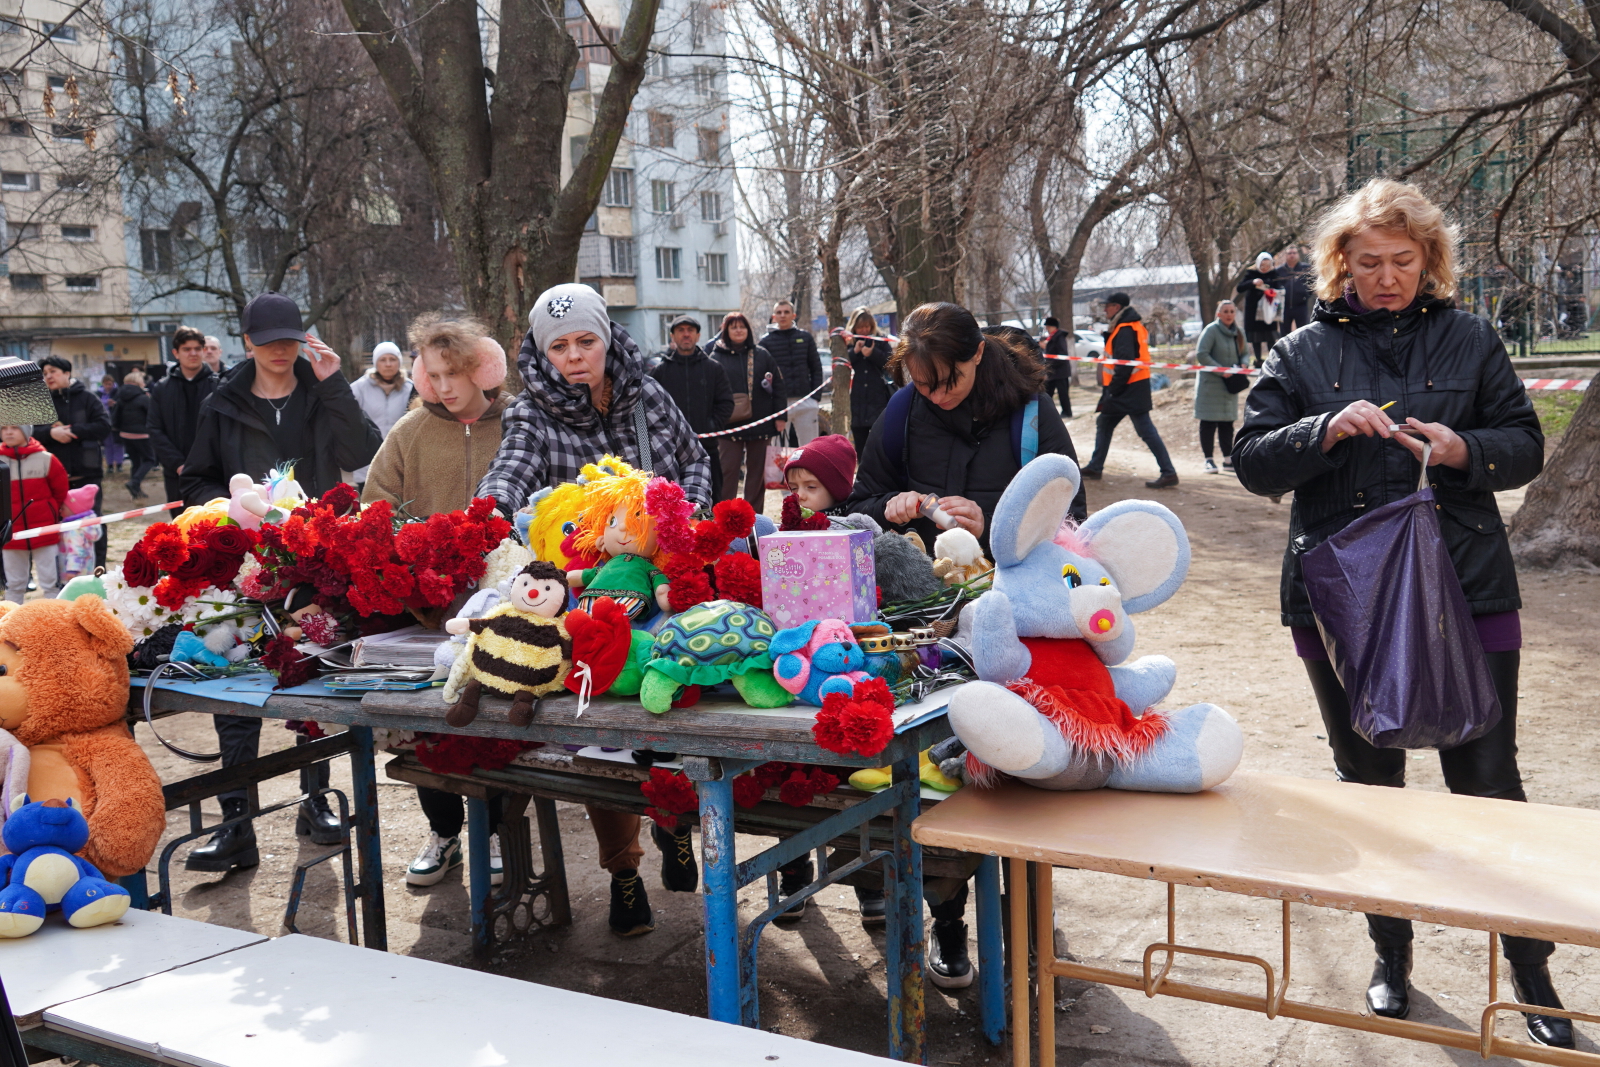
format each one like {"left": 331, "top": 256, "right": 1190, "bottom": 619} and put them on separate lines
{"left": 1079, "top": 292, "right": 1178, "bottom": 489}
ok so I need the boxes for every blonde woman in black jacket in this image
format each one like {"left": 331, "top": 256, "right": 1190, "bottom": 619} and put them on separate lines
{"left": 1233, "top": 179, "right": 1562, "bottom": 1047}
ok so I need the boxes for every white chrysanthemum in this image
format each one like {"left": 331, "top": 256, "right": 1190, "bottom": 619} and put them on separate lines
{"left": 103, "top": 568, "right": 166, "bottom": 638}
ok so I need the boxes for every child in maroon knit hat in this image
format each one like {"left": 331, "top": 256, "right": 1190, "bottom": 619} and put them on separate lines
{"left": 779, "top": 433, "right": 857, "bottom": 530}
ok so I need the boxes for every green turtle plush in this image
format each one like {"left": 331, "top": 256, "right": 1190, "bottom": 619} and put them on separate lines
{"left": 639, "top": 600, "right": 794, "bottom": 714}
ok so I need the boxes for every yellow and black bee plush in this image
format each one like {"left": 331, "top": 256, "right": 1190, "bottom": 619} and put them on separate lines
{"left": 443, "top": 561, "right": 572, "bottom": 727}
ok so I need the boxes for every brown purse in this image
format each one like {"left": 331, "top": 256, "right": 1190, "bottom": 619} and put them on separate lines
{"left": 729, "top": 350, "right": 754, "bottom": 422}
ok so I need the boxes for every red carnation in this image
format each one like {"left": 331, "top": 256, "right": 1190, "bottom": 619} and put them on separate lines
{"left": 260, "top": 632, "right": 317, "bottom": 688}
{"left": 780, "top": 493, "right": 830, "bottom": 531}
{"left": 667, "top": 572, "right": 715, "bottom": 613}
{"left": 713, "top": 553, "right": 762, "bottom": 607}
{"left": 122, "top": 545, "right": 159, "bottom": 588}
{"left": 813, "top": 678, "right": 897, "bottom": 758}
{"left": 779, "top": 767, "right": 839, "bottom": 807}
{"left": 153, "top": 575, "right": 208, "bottom": 611}
{"left": 140, "top": 522, "right": 190, "bottom": 571}
{"left": 732, "top": 774, "right": 767, "bottom": 809}
{"left": 319, "top": 482, "right": 360, "bottom": 516}
{"left": 640, "top": 766, "right": 699, "bottom": 815}
{"left": 712, "top": 499, "right": 756, "bottom": 539}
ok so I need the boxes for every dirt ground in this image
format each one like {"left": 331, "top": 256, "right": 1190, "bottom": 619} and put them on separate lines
{"left": 57, "top": 389, "right": 1600, "bottom": 1065}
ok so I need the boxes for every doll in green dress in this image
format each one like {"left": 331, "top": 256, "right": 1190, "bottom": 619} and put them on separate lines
{"left": 564, "top": 467, "right": 672, "bottom": 624}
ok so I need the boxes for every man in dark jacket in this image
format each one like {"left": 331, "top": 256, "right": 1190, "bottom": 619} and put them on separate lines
{"left": 1042, "top": 316, "right": 1073, "bottom": 417}
{"left": 1079, "top": 294, "right": 1177, "bottom": 488}
{"left": 758, "top": 300, "right": 823, "bottom": 445}
{"left": 148, "top": 325, "right": 216, "bottom": 515}
{"left": 34, "top": 355, "right": 112, "bottom": 567}
{"left": 181, "top": 293, "right": 381, "bottom": 506}
{"left": 651, "top": 315, "right": 734, "bottom": 502}
{"left": 181, "top": 292, "right": 381, "bottom": 876}
{"left": 1278, "top": 245, "right": 1315, "bottom": 335}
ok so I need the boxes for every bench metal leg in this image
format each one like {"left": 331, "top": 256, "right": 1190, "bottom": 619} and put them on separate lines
{"left": 885, "top": 753, "right": 925, "bottom": 1064}
{"left": 348, "top": 725, "right": 387, "bottom": 951}
{"left": 467, "top": 793, "right": 573, "bottom": 959}
{"left": 468, "top": 795, "right": 494, "bottom": 958}
{"left": 118, "top": 871, "right": 149, "bottom": 910}
{"left": 698, "top": 775, "right": 740, "bottom": 1025}
{"left": 974, "top": 854, "right": 1005, "bottom": 1046}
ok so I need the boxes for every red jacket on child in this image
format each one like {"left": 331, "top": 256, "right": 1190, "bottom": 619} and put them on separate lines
{"left": 1, "top": 437, "right": 70, "bottom": 550}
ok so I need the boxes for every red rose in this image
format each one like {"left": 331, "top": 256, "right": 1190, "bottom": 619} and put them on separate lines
{"left": 174, "top": 547, "right": 217, "bottom": 581}
{"left": 122, "top": 545, "right": 159, "bottom": 588}
{"left": 204, "top": 525, "right": 255, "bottom": 556}
{"left": 207, "top": 553, "right": 244, "bottom": 588}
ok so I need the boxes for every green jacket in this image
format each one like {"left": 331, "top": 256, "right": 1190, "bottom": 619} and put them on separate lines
{"left": 1193, "top": 320, "right": 1247, "bottom": 422}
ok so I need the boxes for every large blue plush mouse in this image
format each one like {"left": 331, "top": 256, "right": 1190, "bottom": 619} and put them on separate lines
{"left": 0, "top": 795, "right": 132, "bottom": 937}
{"left": 947, "top": 453, "right": 1242, "bottom": 792}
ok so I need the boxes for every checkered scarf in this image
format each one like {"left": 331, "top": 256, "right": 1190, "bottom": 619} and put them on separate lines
{"left": 476, "top": 322, "right": 713, "bottom": 516}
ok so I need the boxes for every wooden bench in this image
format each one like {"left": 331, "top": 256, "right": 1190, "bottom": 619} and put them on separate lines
{"left": 9, "top": 912, "right": 896, "bottom": 1066}
{"left": 912, "top": 771, "right": 1600, "bottom": 1067}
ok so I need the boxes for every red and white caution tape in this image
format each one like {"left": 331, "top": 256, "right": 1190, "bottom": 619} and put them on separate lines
{"left": 1521, "top": 378, "right": 1589, "bottom": 391}
{"left": 10, "top": 501, "right": 180, "bottom": 542}
{"left": 695, "top": 379, "right": 832, "bottom": 439}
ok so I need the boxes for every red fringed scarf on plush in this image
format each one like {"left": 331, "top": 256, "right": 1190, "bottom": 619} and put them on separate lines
{"left": 964, "top": 637, "right": 1169, "bottom": 788}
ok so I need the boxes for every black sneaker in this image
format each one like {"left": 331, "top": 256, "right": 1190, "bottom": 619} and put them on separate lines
{"left": 772, "top": 858, "right": 813, "bottom": 926}
{"left": 609, "top": 869, "right": 655, "bottom": 937}
{"left": 1079, "top": 468, "right": 1103, "bottom": 480}
{"left": 928, "top": 918, "right": 974, "bottom": 989}
{"left": 856, "top": 885, "right": 886, "bottom": 927}
{"left": 651, "top": 821, "right": 698, "bottom": 893}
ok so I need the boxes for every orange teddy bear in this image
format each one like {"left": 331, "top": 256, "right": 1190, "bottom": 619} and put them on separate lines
{"left": 0, "top": 597, "right": 164, "bottom": 879}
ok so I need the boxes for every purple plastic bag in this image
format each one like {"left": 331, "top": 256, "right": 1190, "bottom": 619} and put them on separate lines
{"left": 1301, "top": 444, "right": 1500, "bottom": 750}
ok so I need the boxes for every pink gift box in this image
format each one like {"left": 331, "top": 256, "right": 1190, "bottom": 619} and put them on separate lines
{"left": 758, "top": 529, "right": 877, "bottom": 626}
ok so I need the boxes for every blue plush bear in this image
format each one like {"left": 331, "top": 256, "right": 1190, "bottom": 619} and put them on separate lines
{"left": 770, "top": 619, "right": 872, "bottom": 707}
{"left": 0, "top": 796, "right": 132, "bottom": 938}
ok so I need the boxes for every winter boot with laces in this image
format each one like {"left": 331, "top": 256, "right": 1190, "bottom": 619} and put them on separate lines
{"left": 652, "top": 821, "right": 698, "bottom": 892}
{"left": 928, "top": 918, "right": 974, "bottom": 989}
{"left": 609, "top": 868, "right": 656, "bottom": 937}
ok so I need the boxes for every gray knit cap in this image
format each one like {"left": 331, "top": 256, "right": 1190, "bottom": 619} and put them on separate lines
{"left": 529, "top": 283, "right": 611, "bottom": 354}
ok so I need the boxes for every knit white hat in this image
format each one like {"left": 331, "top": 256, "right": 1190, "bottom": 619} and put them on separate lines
{"left": 529, "top": 283, "right": 610, "bottom": 355}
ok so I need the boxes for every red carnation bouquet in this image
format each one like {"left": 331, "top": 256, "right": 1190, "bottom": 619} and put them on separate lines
{"left": 813, "top": 677, "right": 898, "bottom": 758}
{"left": 250, "top": 494, "right": 510, "bottom": 623}
{"left": 642, "top": 761, "right": 839, "bottom": 829}
{"left": 645, "top": 481, "right": 763, "bottom": 611}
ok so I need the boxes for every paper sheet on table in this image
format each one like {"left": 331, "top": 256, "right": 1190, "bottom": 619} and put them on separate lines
{"left": 135, "top": 672, "right": 361, "bottom": 707}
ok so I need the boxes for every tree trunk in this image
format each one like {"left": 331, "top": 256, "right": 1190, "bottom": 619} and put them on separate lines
{"left": 819, "top": 198, "right": 851, "bottom": 432}
{"left": 340, "top": 0, "right": 659, "bottom": 370}
{"left": 1509, "top": 385, "right": 1600, "bottom": 568}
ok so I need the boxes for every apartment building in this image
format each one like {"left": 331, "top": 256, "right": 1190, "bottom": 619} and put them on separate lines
{"left": 0, "top": 0, "right": 159, "bottom": 372}
{"left": 563, "top": 0, "right": 739, "bottom": 352}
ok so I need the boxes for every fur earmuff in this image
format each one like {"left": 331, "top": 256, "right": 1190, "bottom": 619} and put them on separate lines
{"left": 413, "top": 336, "right": 508, "bottom": 403}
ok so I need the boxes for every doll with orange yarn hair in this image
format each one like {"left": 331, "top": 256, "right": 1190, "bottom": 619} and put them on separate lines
{"left": 564, "top": 465, "right": 672, "bottom": 623}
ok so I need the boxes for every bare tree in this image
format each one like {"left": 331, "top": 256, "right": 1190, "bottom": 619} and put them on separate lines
{"left": 338, "top": 0, "right": 663, "bottom": 358}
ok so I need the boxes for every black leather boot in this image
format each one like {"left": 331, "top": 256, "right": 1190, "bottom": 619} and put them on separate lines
{"left": 186, "top": 798, "right": 259, "bottom": 872}
{"left": 296, "top": 794, "right": 343, "bottom": 846}
{"left": 651, "top": 821, "right": 698, "bottom": 893}
{"left": 1511, "top": 962, "right": 1576, "bottom": 1048}
{"left": 929, "top": 918, "right": 974, "bottom": 989}
{"left": 772, "top": 858, "right": 813, "bottom": 926}
{"left": 1366, "top": 943, "right": 1411, "bottom": 1019}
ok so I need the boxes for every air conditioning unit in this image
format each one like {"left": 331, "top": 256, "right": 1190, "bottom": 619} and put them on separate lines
{"left": 670, "top": 212, "right": 686, "bottom": 229}
{"left": 712, "top": 220, "right": 729, "bottom": 236}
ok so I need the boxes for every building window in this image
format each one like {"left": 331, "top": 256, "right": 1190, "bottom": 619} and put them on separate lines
{"left": 688, "top": 2, "right": 711, "bottom": 46}
{"left": 6, "top": 119, "right": 30, "bottom": 137}
{"left": 570, "top": 135, "right": 588, "bottom": 167}
{"left": 646, "top": 51, "right": 668, "bottom": 78}
{"left": 700, "top": 252, "right": 728, "bottom": 284}
{"left": 63, "top": 275, "right": 99, "bottom": 291}
{"left": 700, "top": 191, "right": 722, "bottom": 222}
{"left": 1, "top": 171, "right": 38, "bottom": 191}
{"left": 44, "top": 22, "right": 78, "bottom": 41}
{"left": 0, "top": 69, "right": 21, "bottom": 88}
{"left": 57, "top": 173, "right": 89, "bottom": 190}
{"left": 647, "top": 111, "right": 674, "bottom": 149}
{"left": 697, "top": 127, "right": 721, "bottom": 163}
{"left": 141, "top": 229, "right": 174, "bottom": 272}
{"left": 61, "top": 224, "right": 92, "bottom": 241}
{"left": 7, "top": 222, "right": 40, "bottom": 241}
{"left": 48, "top": 75, "right": 69, "bottom": 90}
{"left": 655, "top": 246, "right": 681, "bottom": 281}
{"left": 602, "top": 168, "right": 633, "bottom": 207}
{"left": 650, "top": 180, "right": 675, "bottom": 214}
{"left": 0, "top": 18, "right": 21, "bottom": 34}
{"left": 9, "top": 274, "right": 44, "bottom": 291}
{"left": 609, "top": 237, "right": 636, "bottom": 276}
{"left": 570, "top": 65, "right": 587, "bottom": 90}
{"left": 51, "top": 123, "right": 87, "bottom": 142}
{"left": 692, "top": 66, "right": 716, "bottom": 98}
